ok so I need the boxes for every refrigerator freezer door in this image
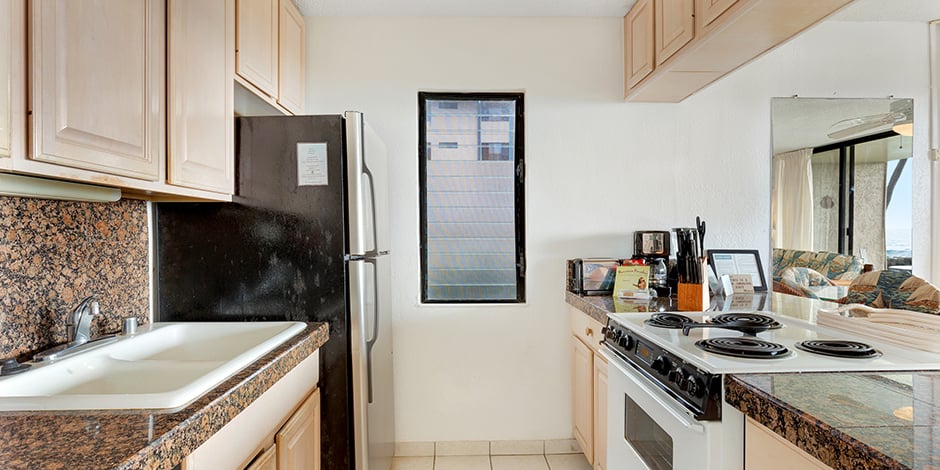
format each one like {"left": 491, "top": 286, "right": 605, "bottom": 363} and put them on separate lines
{"left": 345, "top": 111, "right": 390, "bottom": 256}
{"left": 349, "top": 255, "right": 394, "bottom": 470}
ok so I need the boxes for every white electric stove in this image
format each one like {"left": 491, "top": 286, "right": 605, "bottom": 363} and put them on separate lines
{"left": 608, "top": 310, "right": 940, "bottom": 375}
{"left": 600, "top": 308, "right": 940, "bottom": 470}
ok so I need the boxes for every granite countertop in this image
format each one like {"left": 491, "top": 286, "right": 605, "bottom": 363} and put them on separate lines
{"left": 726, "top": 372, "right": 940, "bottom": 470}
{"left": 0, "top": 322, "right": 329, "bottom": 470}
{"left": 564, "top": 289, "right": 939, "bottom": 470}
{"left": 565, "top": 291, "right": 615, "bottom": 324}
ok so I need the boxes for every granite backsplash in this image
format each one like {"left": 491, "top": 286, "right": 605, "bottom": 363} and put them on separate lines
{"left": 0, "top": 196, "right": 149, "bottom": 360}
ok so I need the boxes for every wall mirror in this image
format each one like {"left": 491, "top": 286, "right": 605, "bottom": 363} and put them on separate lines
{"left": 771, "top": 97, "right": 914, "bottom": 295}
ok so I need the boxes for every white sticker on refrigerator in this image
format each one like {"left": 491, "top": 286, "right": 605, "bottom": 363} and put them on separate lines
{"left": 297, "top": 142, "right": 329, "bottom": 186}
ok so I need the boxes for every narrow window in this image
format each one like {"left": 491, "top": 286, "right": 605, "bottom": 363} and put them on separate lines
{"left": 418, "top": 92, "right": 525, "bottom": 303}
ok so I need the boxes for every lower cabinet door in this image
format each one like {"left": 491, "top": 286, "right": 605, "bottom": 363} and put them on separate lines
{"left": 277, "top": 388, "right": 321, "bottom": 470}
{"left": 246, "top": 444, "right": 277, "bottom": 470}
{"left": 572, "top": 336, "right": 594, "bottom": 464}
{"left": 593, "top": 353, "right": 608, "bottom": 470}
{"left": 745, "top": 417, "right": 831, "bottom": 469}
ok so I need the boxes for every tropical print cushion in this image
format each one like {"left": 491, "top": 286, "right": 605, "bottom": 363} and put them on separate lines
{"left": 838, "top": 270, "right": 940, "bottom": 315}
{"left": 779, "top": 266, "right": 833, "bottom": 288}
{"left": 775, "top": 279, "right": 820, "bottom": 299}
{"left": 772, "top": 248, "right": 864, "bottom": 282}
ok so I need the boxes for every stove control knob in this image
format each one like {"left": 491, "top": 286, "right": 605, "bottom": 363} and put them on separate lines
{"left": 617, "top": 334, "right": 633, "bottom": 350}
{"left": 651, "top": 356, "right": 671, "bottom": 375}
{"left": 686, "top": 377, "right": 705, "bottom": 397}
{"left": 602, "top": 327, "right": 611, "bottom": 339}
{"left": 668, "top": 368, "right": 686, "bottom": 384}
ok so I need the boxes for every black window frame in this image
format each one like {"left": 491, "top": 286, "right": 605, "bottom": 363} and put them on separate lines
{"left": 418, "top": 91, "right": 526, "bottom": 304}
{"left": 812, "top": 130, "right": 904, "bottom": 258}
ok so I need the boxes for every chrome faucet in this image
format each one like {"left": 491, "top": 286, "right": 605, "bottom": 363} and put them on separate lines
{"left": 33, "top": 294, "right": 117, "bottom": 362}
{"left": 66, "top": 295, "right": 99, "bottom": 345}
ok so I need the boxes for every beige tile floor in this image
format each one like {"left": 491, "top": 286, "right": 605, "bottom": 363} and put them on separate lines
{"left": 392, "top": 453, "right": 592, "bottom": 470}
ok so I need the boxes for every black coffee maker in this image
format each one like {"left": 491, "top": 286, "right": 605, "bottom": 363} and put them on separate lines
{"left": 632, "top": 231, "right": 671, "bottom": 297}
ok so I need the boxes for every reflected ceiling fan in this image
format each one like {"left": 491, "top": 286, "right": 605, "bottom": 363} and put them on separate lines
{"left": 826, "top": 100, "right": 912, "bottom": 140}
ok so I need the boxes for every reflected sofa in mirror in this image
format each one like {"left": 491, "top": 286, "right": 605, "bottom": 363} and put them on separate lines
{"left": 771, "top": 97, "right": 913, "bottom": 299}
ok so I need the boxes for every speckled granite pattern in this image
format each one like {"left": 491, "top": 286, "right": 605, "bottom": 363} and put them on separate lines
{"left": 0, "top": 321, "right": 328, "bottom": 470}
{"left": 0, "top": 197, "right": 149, "bottom": 360}
{"left": 726, "top": 372, "right": 940, "bottom": 470}
{"left": 564, "top": 291, "right": 612, "bottom": 324}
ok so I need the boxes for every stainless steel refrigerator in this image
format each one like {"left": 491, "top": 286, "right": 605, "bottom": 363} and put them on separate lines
{"left": 153, "top": 111, "right": 394, "bottom": 470}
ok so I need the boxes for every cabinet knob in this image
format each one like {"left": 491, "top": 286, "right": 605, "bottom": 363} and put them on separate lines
{"left": 585, "top": 327, "right": 593, "bottom": 337}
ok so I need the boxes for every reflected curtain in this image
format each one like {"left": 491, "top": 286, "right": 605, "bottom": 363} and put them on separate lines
{"left": 772, "top": 148, "right": 814, "bottom": 250}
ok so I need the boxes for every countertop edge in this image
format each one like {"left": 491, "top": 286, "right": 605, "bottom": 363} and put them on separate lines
{"left": 724, "top": 374, "right": 906, "bottom": 470}
{"left": 121, "top": 321, "right": 329, "bottom": 469}
{"left": 565, "top": 291, "right": 610, "bottom": 324}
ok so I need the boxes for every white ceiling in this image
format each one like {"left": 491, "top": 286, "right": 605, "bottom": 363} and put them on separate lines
{"left": 295, "top": 0, "right": 940, "bottom": 19}
{"left": 772, "top": 98, "right": 912, "bottom": 156}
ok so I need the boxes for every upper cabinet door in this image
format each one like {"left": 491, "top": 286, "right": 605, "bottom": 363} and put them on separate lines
{"left": 695, "top": 0, "right": 738, "bottom": 30}
{"left": 0, "top": 0, "right": 25, "bottom": 167}
{"left": 624, "top": 0, "right": 654, "bottom": 92}
{"left": 29, "top": 0, "right": 164, "bottom": 181}
{"left": 277, "top": 0, "right": 305, "bottom": 114}
{"left": 167, "top": 0, "right": 235, "bottom": 193}
{"left": 655, "top": 0, "right": 694, "bottom": 65}
{"left": 236, "top": 0, "right": 279, "bottom": 98}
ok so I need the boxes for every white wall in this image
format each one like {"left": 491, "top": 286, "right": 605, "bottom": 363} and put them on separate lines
{"left": 305, "top": 17, "right": 932, "bottom": 442}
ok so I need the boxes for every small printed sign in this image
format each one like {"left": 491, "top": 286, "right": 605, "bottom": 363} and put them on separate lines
{"left": 721, "top": 274, "right": 755, "bottom": 295}
{"left": 297, "top": 142, "right": 329, "bottom": 186}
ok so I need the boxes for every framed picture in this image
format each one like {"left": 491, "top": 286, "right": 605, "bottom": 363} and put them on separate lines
{"left": 707, "top": 249, "right": 767, "bottom": 292}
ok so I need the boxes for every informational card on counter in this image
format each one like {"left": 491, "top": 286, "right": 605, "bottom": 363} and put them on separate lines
{"left": 708, "top": 249, "right": 766, "bottom": 291}
{"left": 297, "top": 142, "right": 329, "bottom": 186}
{"left": 721, "top": 274, "right": 755, "bottom": 295}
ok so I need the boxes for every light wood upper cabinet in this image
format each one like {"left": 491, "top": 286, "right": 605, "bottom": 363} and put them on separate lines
{"left": 624, "top": 0, "right": 854, "bottom": 102}
{"left": 624, "top": 0, "right": 654, "bottom": 91}
{"left": 277, "top": 388, "right": 321, "bottom": 470}
{"left": 236, "top": 0, "right": 305, "bottom": 115}
{"left": 696, "top": 0, "right": 738, "bottom": 30}
{"left": 572, "top": 336, "right": 594, "bottom": 465}
{"left": 277, "top": 0, "right": 305, "bottom": 114}
{"left": 236, "top": 0, "right": 279, "bottom": 98}
{"left": 29, "top": 0, "right": 164, "bottom": 181}
{"left": 592, "top": 354, "right": 608, "bottom": 470}
{"left": 655, "top": 0, "right": 694, "bottom": 66}
{"left": 168, "top": 0, "right": 235, "bottom": 193}
{"left": 0, "top": 4, "right": 9, "bottom": 162}
{"left": 0, "top": 0, "right": 25, "bottom": 169}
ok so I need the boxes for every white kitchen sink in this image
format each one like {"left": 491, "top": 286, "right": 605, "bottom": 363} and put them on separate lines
{"left": 0, "top": 322, "right": 307, "bottom": 412}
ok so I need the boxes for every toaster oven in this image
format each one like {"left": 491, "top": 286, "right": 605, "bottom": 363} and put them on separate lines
{"left": 567, "top": 258, "right": 622, "bottom": 295}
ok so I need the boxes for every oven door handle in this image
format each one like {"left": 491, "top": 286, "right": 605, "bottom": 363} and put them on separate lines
{"left": 601, "top": 348, "right": 706, "bottom": 433}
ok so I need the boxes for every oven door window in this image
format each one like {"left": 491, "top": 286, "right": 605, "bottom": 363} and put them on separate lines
{"left": 625, "top": 395, "right": 674, "bottom": 470}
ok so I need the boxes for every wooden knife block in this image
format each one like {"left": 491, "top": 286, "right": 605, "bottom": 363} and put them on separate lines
{"left": 678, "top": 282, "right": 709, "bottom": 311}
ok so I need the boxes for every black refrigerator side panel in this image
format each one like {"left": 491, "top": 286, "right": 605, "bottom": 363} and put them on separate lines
{"left": 154, "top": 115, "right": 352, "bottom": 469}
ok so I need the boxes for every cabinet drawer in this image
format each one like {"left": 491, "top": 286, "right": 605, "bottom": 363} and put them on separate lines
{"left": 570, "top": 306, "right": 605, "bottom": 353}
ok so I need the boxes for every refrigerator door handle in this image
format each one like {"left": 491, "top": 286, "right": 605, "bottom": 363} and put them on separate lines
{"left": 362, "top": 169, "right": 382, "bottom": 258}
{"left": 346, "top": 110, "right": 390, "bottom": 258}
{"left": 364, "top": 256, "right": 379, "bottom": 404}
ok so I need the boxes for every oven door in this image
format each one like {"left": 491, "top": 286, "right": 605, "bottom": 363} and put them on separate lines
{"left": 601, "top": 348, "right": 721, "bottom": 470}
